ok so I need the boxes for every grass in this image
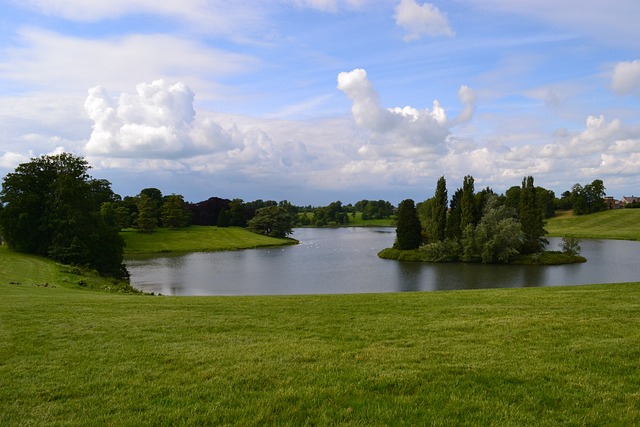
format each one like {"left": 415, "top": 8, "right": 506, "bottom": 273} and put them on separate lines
{"left": 347, "top": 212, "right": 395, "bottom": 227}
{"left": 546, "top": 209, "right": 640, "bottom": 240}
{"left": 1, "top": 271, "right": 640, "bottom": 425}
{"left": 122, "top": 225, "right": 297, "bottom": 254}
{"left": 0, "top": 246, "right": 138, "bottom": 293}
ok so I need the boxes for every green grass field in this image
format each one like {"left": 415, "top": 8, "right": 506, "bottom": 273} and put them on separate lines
{"left": 2, "top": 277, "right": 639, "bottom": 426}
{"left": 347, "top": 212, "right": 395, "bottom": 227}
{"left": 546, "top": 209, "right": 640, "bottom": 240}
{"left": 122, "top": 225, "right": 297, "bottom": 254}
{"left": 2, "top": 215, "right": 640, "bottom": 425}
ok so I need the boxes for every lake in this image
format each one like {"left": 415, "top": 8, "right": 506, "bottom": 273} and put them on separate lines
{"left": 126, "top": 227, "right": 640, "bottom": 296}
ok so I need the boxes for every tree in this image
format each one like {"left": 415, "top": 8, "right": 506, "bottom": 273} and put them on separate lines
{"left": 161, "top": 194, "right": 191, "bottom": 229}
{"left": 462, "top": 194, "right": 523, "bottom": 263}
{"left": 460, "top": 175, "right": 475, "bottom": 231}
{"left": 561, "top": 236, "right": 581, "bottom": 256}
{"left": 431, "top": 176, "right": 448, "bottom": 242}
{"left": 394, "top": 199, "right": 422, "bottom": 250}
{"left": 216, "top": 209, "right": 230, "bottom": 227}
{"left": 0, "top": 153, "right": 126, "bottom": 277}
{"left": 247, "top": 206, "right": 294, "bottom": 238}
{"left": 571, "top": 180, "right": 607, "bottom": 215}
{"left": 445, "top": 188, "right": 463, "bottom": 240}
{"left": 135, "top": 194, "right": 158, "bottom": 233}
{"left": 519, "top": 176, "right": 547, "bottom": 253}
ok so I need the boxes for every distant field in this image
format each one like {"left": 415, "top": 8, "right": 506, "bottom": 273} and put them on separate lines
{"left": 298, "top": 212, "right": 395, "bottom": 227}
{"left": 122, "top": 226, "right": 296, "bottom": 254}
{"left": 546, "top": 209, "right": 640, "bottom": 240}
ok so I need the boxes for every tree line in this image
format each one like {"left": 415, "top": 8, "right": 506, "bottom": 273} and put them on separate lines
{"left": 0, "top": 153, "right": 613, "bottom": 277}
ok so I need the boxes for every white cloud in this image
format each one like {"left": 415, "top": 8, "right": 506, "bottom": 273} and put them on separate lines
{"left": 394, "top": 0, "right": 454, "bottom": 41}
{"left": 18, "top": 0, "right": 267, "bottom": 38}
{"left": 85, "top": 80, "right": 238, "bottom": 158}
{"left": 611, "top": 60, "right": 640, "bottom": 96}
{"left": 337, "top": 68, "right": 475, "bottom": 158}
{"left": 0, "top": 28, "right": 258, "bottom": 95}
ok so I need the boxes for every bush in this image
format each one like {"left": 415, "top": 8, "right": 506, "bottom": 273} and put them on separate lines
{"left": 421, "top": 239, "right": 460, "bottom": 262}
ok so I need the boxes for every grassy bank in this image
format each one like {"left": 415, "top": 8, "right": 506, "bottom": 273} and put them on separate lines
{"left": 0, "top": 246, "right": 138, "bottom": 293}
{"left": 122, "top": 225, "right": 297, "bottom": 254}
{"left": 2, "top": 275, "right": 639, "bottom": 425}
{"left": 546, "top": 209, "right": 640, "bottom": 240}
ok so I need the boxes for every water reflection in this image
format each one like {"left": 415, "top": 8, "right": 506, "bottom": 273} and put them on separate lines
{"left": 126, "top": 228, "right": 640, "bottom": 296}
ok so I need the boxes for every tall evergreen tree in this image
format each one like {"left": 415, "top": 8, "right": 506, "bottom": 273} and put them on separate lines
{"left": 431, "top": 176, "right": 448, "bottom": 242}
{"left": 519, "top": 176, "right": 547, "bottom": 253}
{"left": 460, "top": 175, "right": 475, "bottom": 231}
{"left": 445, "top": 188, "right": 463, "bottom": 240}
{"left": 394, "top": 199, "right": 422, "bottom": 250}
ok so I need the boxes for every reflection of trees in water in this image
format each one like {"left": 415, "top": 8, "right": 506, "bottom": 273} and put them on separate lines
{"left": 395, "top": 262, "right": 423, "bottom": 292}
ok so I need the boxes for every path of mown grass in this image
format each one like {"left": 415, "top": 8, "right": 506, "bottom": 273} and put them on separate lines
{"left": 547, "top": 209, "right": 640, "bottom": 240}
{"left": 1, "top": 247, "right": 640, "bottom": 425}
{"left": 122, "top": 225, "right": 297, "bottom": 254}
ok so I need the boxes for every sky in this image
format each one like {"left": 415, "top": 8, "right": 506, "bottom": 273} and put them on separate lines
{"left": 1, "top": 0, "right": 639, "bottom": 206}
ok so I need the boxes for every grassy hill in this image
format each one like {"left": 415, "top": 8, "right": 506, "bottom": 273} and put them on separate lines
{"left": 122, "top": 225, "right": 297, "bottom": 254}
{"left": 546, "top": 209, "right": 640, "bottom": 240}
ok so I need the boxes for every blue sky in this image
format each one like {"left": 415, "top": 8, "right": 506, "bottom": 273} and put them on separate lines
{"left": 1, "top": 0, "right": 639, "bottom": 205}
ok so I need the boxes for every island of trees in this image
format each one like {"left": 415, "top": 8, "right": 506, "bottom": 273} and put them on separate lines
{"left": 380, "top": 175, "right": 589, "bottom": 264}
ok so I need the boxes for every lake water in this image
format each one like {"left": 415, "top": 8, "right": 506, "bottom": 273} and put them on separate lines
{"left": 126, "top": 227, "right": 640, "bottom": 296}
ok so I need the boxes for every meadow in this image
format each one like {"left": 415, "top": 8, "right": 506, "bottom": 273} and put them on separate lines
{"left": 546, "top": 208, "right": 640, "bottom": 240}
{"left": 122, "top": 225, "right": 296, "bottom": 254}
{"left": 1, "top": 211, "right": 640, "bottom": 425}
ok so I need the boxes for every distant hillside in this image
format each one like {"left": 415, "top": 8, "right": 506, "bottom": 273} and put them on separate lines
{"left": 546, "top": 209, "right": 640, "bottom": 241}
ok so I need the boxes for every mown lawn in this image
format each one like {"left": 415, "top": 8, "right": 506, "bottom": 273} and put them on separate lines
{"left": 1, "top": 247, "right": 640, "bottom": 425}
{"left": 547, "top": 209, "right": 640, "bottom": 240}
{"left": 122, "top": 225, "right": 297, "bottom": 254}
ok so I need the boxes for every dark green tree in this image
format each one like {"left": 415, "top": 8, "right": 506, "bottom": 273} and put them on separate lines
{"left": 445, "top": 188, "right": 463, "bottom": 240}
{"left": 519, "top": 176, "right": 547, "bottom": 253}
{"left": 460, "top": 175, "right": 475, "bottom": 231}
{"left": 394, "top": 199, "right": 422, "bottom": 250}
{"left": 431, "top": 176, "right": 448, "bottom": 242}
{"left": 140, "top": 187, "right": 162, "bottom": 224}
{"left": 216, "top": 209, "right": 230, "bottom": 227}
{"left": 161, "top": 194, "right": 191, "bottom": 229}
{"left": 504, "top": 186, "right": 521, "bottom": 216}
{"left": 135, "top": 194, "right": 158, "bottom": 233}
{"left": 0, "top": 153, "right": 126, "bottom": 277}
{"left": 572, "top": 179, "right": 607, "bottom": 215}
{"left": 247, "top": 206, "right": 294, "bottom": 238}
{"left": 228, "top": 198, "right": 247, "bottom": 227}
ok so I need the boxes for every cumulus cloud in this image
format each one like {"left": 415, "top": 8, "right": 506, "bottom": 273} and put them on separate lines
{"left": 394, "top": 0, "right": 454, "bottom": 41}
{"left": 611, "top": 60, "right": 640, "bottom": 96}
{"left": 337, "top": 68, "right": 475, "bottom": 158}
{"left": 84, "top": 80, "right": 292, "bottom": 170}
{"left": 85, "top": 80, "right": 200, "bottom": 157}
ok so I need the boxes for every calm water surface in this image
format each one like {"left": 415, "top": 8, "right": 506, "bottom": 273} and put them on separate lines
{"left": 126, "top": 227, "right": 640, "bottom": 296}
